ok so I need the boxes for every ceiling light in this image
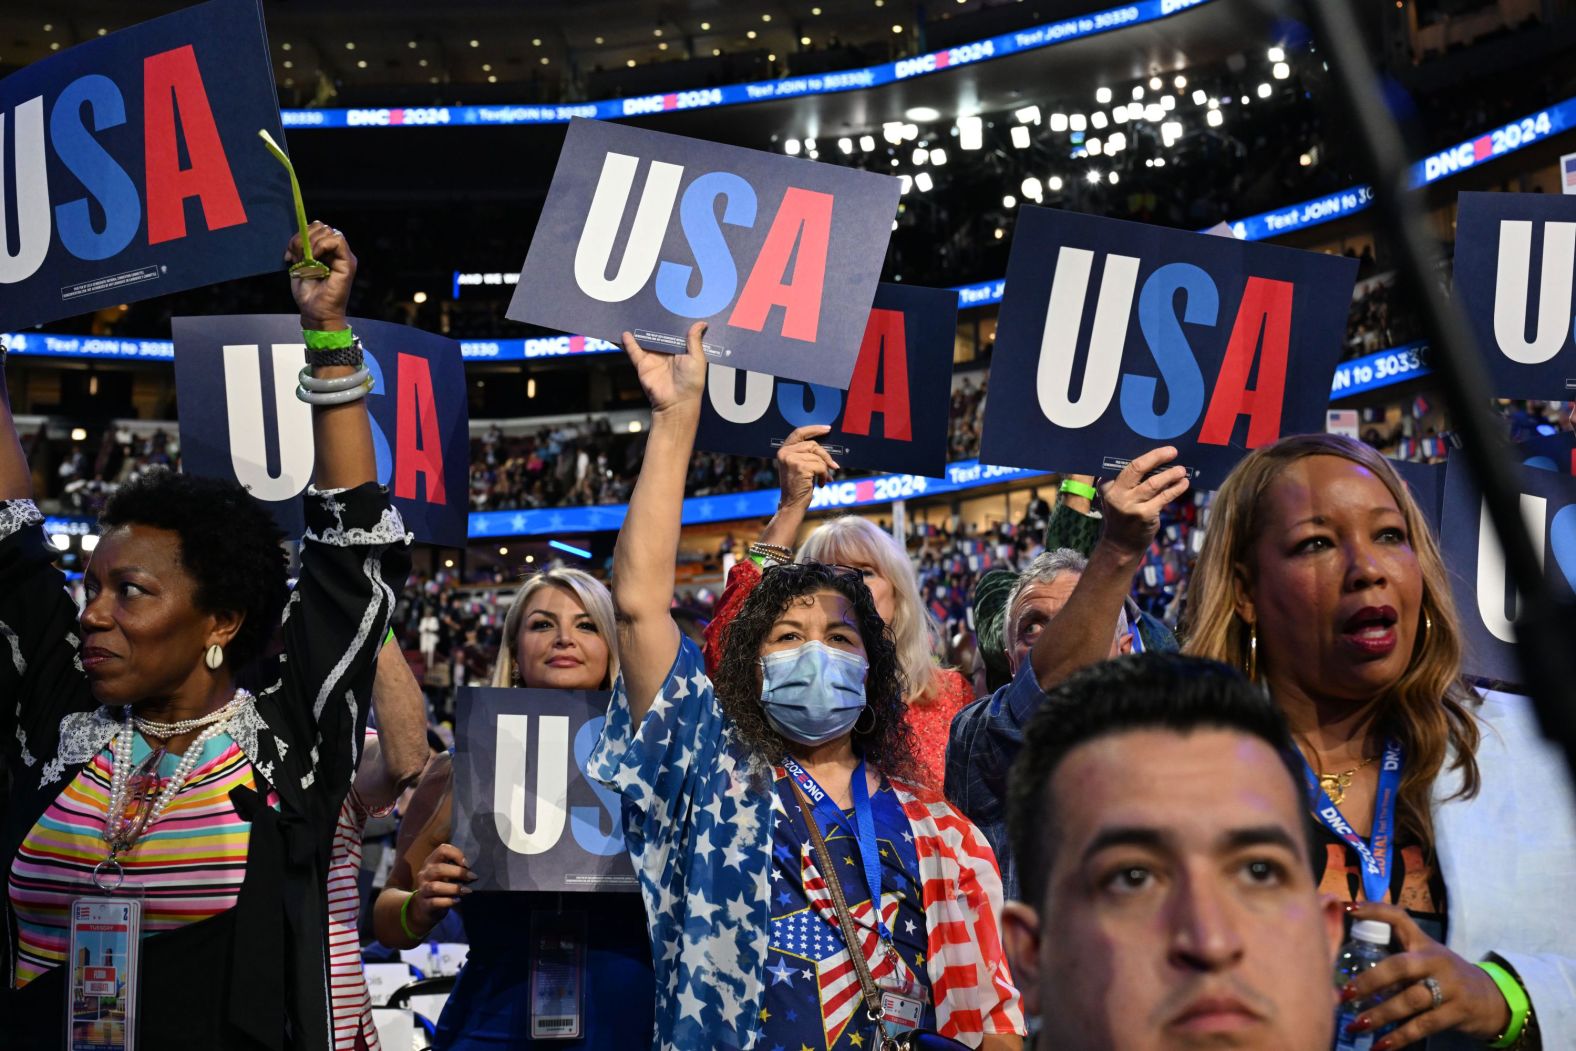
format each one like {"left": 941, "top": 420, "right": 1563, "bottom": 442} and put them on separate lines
{"left": 929, "top": 147, "right": 947, "bottom": 165}
{"left": 914, "top": 172, "right": 934, "bottom": 192}
{"left": 1015, "top": 104, "right": 1041, "bottom": 124}
{"left": 1206, "top": 108, "right": 1223, "bottom": 127}
{"left": 1273, "top": 61, "right": 1290, "bottom": 79}
{"left": 50, "top": 534, "right": 70, "bottom": 551}
{"left": 1131, "top": 85, "right": 1145, "bottom": 100}
{"left": 658, "top": 41, "right": 668, "bottom": 50}
{"left": 1048, "top": 175, "right": 1063, "bottom": 191}
{"left": 408, "top": 40, "right": 418, "bottom": 48}
{"left": 1208, "top": 97, "right": 1220, "bottom": 110}
{"left": 596, "top": 36, "right": 605, "bottom": 44}
{"left": 899, "top": 174, "right": 913, "bottom": 194}
{"left": 1086, "top": 137, "right": 1103, "bottom": 155}
{"left": 804, "top": 137, "right": 817, "bottom": 151}
{"left": 1069, "top": 113, "right": 1087, "bottom": 132}
{"left": 1112, "top": 105, "right": 1131, "bottom": 124}
{"left": 1267, "top": 46, "right": 1286, "bottom": 62}
{"left": 626, "top": 58, "right": 637, "bottom": 67}
{"left": 859, "top": 135, "right": 876, "bottom": 151}
{"left": 654, "top": 28, "right": 663, "bottom": 37}
{"left": 892, "top": 24, "right": 904, "bottom": 33}
{"left": 1257, "top": 82, "right": 1272, "bottom": 98}
{"left": 283, "top": 60, "right": 293, "bottom": 68}
{"left": 1149, "top": 76, "right": 1162, "bottom": 90}
{"left": 1299, "top": 152, "right": 1312, "bottom": 166}
{"left": 1144, "top": 103, "right": 1164, "bottom": 121}
{"left": 1087, "top": 170, "right": 1102, "bottom": 184}
{"left": 1108, "top": 171, "right": 1120, "bottom": 185}
{"left": 1049, "top": 112, "right": 1068, "bottom": 132}
{"left": 1090, "top": 111, "right": 1108, "bottom": 129}
{"left": 883, "top": 122, "right": 904, "bottom": 144}
{"left": 1021, "top": 176, "right": 1042, "bottom": 199}
{"left": 994, "top": 228, "right": 1005, "bottom": 239}
{"left": 912, "top": 147, "right": 928, "bottom": 165}
{"left": 1010, "top": 126, "right": 1031, "bottom": 149}
{"left": 345, "top": 41, "right": 356, "bottom": 50}
{"left": 1174, "top": 74, "right": 1187, "bottom": 89}
{"left": 1107, "top": 132, "right": 1126, "bottom": 151}
{"left": 419, "top": 58, "right": 429, "bottom": 66}
{"left": 1160, "top": 95, "right": 1176, "bottom": 111}
{"left": 901, "top": 123, "right": 919, "bottom": 140}
{"left": 1161, "top": 120, "right": 1182, "bottom": 145}
{"left": 1096, "top": 87, "right": 1112, "bottom": 104}
{"left": 485, "top": 73, "right": 495, "bottom": 81}
{"left": 700, "top": 22, "right": 710, "bottom": 30}
{"left": 539, "top": 56, "right": 549, "bottom": 65}
{"left": 839, "top": 137, "right": 854, "bottom": 154}
{"left": 957, "top": 116, "right": 983, "bottom": 150}
{"left": 762, "top": 13, "right": 772, "bottom": 21}
{"left": 532, "top": 38, "right": 542, "bottom": 46}
{"left": 482, "top": 63, "right": 492, "bottom": 71}
{"left": 906, "top": 106, "right": 940, "bottom": 121}
{"left": 812, "top": 7, "right": 822, "bottom": 14}
{"left": 81, "top": 534, "right": 99, "bottom": 552}
{"left": 801, "top": 35, "right": 811, "bottom": 45}
{"left": 469, "top": 39, "right": 479, "bottom": 47}
{"left": 1003, "top": 194, "right": 1017, "bottom": 208}
{"left": 807, "top": 149, "right": 819, "bottom": 159}
{"left": 747, "top": 29, "right": 757, "bottom": 38}
{"left": 1192, "top": 88, "right": 1207, "bottom": 105}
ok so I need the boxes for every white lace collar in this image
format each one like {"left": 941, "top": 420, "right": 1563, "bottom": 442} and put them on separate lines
{"left": 48, "top": 690, "right": 270, "bottom": 789}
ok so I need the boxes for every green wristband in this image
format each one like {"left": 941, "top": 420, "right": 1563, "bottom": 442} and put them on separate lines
{"left": 399, "top": 891, "right": 424, "bottom": 943}
{"left": 1477, "top": 961, "right": 1531, "bottom": 1048}
{"left": 303, "top": 327, "right": 355, "bottom": 351}
{"left": 1060, "top": 478, "right": 1098, "bottom": 501}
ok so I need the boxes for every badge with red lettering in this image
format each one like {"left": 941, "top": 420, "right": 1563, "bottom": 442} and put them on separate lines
{"left": 979, "top": 206, "right": 1358, "bottom": 484}
{"left": 170, "top": 314, "right": 469, "bottom": 545}
{"left": 508, "top": 117, "right": 901, "bottom": 388}
{"left": 0, "top": 0, "right": 293, "bottom": 332}
{"left": 694, "top": 283, "right": 956, "bottom": 477}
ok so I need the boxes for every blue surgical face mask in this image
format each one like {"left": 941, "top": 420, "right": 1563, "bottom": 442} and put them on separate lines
{"left": 758, "top": 640, "right": 869, "bottom": 746}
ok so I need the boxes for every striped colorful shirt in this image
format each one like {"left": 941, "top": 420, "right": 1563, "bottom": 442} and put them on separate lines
{"left": 7, "top": 731, "right": 276, "bottom": 986}
{"left": 327, "top": 783, "right": 387, "bottom": 1051}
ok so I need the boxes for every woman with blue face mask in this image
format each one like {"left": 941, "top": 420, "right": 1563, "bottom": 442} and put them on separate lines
{"left": 589, "top": 323, "right": 1025, "bottom": 1051}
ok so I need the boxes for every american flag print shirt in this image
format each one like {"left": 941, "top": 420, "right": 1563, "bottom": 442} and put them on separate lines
{"left": 589, "top": 637, "right": 1025, "bottom": 1051}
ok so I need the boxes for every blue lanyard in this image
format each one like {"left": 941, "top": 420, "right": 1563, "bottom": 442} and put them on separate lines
{"left": 1301, "top": 737, "right": 1404, "bottom": 906}
{"left": 782, "top": 756, "right": 892, "bottom": 943}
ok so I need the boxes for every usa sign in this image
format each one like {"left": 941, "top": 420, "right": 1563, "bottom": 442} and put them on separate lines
{"left": 171, "top": 315, "right": 469, "bottom": 546}
{"left": 1453, "top": 192, "right": 1576, "bottom": 399}
{"left": 1439, "top": 460, "right": 1576, "bottom": 684}
{"left": 695, "top": 283, "right": 956, "bottom": 477}
{"left": 450, "top": 687, "right": 637, "bottom": 894}
{"left": 0, "top": 0, "right": 292, "bottom": 331}
{"left": 509, "top": 117, "right": 900, "bottom": 387}
{"left": 980, "top": 207, "right": 1358, "bottom": 485}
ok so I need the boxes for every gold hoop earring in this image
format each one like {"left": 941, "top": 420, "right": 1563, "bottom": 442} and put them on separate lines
{"left": 853, "top": 706, "right": 876, "bottom": 735}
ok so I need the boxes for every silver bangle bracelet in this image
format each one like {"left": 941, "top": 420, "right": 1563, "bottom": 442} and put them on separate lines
{"left": 294, "top": 381, "right": 371, "bottom": 406}
{"left": 297, "top": 364, "right": 372, "bottom": 393}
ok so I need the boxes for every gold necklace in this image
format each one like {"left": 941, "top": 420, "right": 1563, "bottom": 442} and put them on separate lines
{"left": 1317, "top": 754, "right": 1378, "bottom": 806}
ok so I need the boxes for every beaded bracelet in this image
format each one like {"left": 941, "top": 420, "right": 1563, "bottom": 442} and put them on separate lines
{"left": 1477, "top": 961, "right": 1532, "bottom": 1049}
{"left": 399, "top": 891, "right": 424, "bottom": 943}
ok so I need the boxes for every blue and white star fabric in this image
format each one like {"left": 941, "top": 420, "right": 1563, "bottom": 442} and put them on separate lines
{"left": 589, "top": 637, "right": 773, "bottom": 1050}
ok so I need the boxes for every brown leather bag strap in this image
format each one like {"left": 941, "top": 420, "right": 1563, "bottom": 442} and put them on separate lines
{"left": 788, "top": 777, "right": 886, "bottom": 1023}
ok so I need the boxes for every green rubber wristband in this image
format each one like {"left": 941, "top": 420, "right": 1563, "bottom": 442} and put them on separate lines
{"left": 1477, "top": 961, "right": 1530, "bottom": 1048}
{"left": 303, "top": 327, "right": 355, "bottom": 351}
{"left": 399, "top": 891, "right": 424, "bottom": 943}
{"left": 1060, "top": 478, "right": 1098, "bottom": 501}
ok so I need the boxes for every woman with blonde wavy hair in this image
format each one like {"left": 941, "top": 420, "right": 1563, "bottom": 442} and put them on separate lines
{"left": 1183, "top": 432, "right": 1574, "bottom": 1050}
{"left": 373, "top": 567, "right": 653, "bottom": 1049}
{"left": 703, "top": 425, "right": 973, "bottom": 790}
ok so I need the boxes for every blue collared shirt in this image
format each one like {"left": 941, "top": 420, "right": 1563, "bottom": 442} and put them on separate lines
{"left": 943, "top": 659, "right": 1049, "bottom": 904}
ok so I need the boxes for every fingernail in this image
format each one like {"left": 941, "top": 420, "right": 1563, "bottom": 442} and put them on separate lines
{"left": 1344, "top": 902, "right": 1359, "bottom": 913}
{"left": 1373, "top": 1039, "right": 1392, "bottom": 1051}
{"left": 459, "top": 886, "right": 473, "bottom": 896}
{"left": 1340, "top": 984, "right": 1358, "bottom": 1001}
{"left": 1347, "top": 1015, "right": 1371, "bottom": 1033}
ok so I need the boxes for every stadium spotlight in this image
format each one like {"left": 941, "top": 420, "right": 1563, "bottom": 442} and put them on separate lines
{"left": 1010, "top": 125, "right": 1031, "bottom": 148}
{"left": 914, "top": 172, "right": 934, "bottom": 192}
{"left": 1086, "top": 170, "right": 1102, "bottom": 184}
{"left": 1267, "top": 46, "right": 1285, "bottom": 62}
{"left": 1192, "top": 88, "right": 1207, "bottom": 105}
{"left": 912, "top": 147, "right": 929, "bottom": 165}
{"left": 1015, "top": 104, "right": 1041, "bottom": 124}
{"left": 1096, "top": 86, "right": 1112, "bottom": 104}
{"left": 906, "top": 106, "right": 941, "bottom": 121}
{"left": 838, "top": 137, "right": 854, "bottom": 154}
{"left": 859, "top": 134, "right": 876, "bottom": 151}
{"left": 1090, "top": 111, "right": 1108, "bottom": 129}
{"left": 1069, "top": 113, "right": 1087, "bottom": 132}
{"left": 930, "top": 148, "right": 948, "bottom": 165}
{"left": 1086, "top": 137, "right": 1102, "bottom": 155}
{"left": 1002, "top": 194, "right": 1017, "bottom": 208}
{"left": 1206, "top": 108, "right": 1224, "bottom": 127}
{"left": 1049, "top": 112, "right": 1069, "bottom": 132}
{"left": 1273, "top": 61, "right": 1290, "bottom": 79}
{"left": 1256, "top": 82, "right": 1272, "bottom": 98}
{"left": 1131, "top": 85, "right": 1145, "bottom": 100}
{"left": 1047, "top": 174, "right": 1064, "bottom": 191}
{"left": 957, "top": 116, "right": 983, "bottom": 150}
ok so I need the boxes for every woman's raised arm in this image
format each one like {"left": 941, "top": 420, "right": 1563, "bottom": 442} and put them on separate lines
{"left": 287, "top": 221, "right": 377, "bottom": 491}
{"left": 613, "top": 322, "right": 708, "bottom": 719}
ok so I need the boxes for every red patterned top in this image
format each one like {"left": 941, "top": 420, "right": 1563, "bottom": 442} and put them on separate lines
{"left": 702, "top": 560, "right": 971, "bottom": 791}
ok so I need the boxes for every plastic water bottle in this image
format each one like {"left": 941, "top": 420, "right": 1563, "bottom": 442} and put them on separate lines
{"left": 1333, "top": 920, "right": 1394, "bottom": 1051}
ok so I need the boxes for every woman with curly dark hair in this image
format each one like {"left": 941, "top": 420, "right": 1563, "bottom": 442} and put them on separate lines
{"left": 588, "top": 323, "right": 1024, "bottom": 1051}
{"left": 0, "top": 224, "right": 411, "bottom": 1050}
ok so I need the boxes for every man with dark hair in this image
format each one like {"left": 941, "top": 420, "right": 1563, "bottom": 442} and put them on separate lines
{"left": 1003, "top": 654, "right": 1343, "bottom": 1051}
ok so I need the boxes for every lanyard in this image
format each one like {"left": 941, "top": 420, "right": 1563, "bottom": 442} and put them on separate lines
{"left": 1301, "top": 737, "right": 1404, "bottom": 906}
{"left": 782, "top": 756, "right": 892, "bottom": 943}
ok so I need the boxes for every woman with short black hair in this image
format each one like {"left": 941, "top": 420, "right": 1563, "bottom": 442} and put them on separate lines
{"left": 0, "top": 224, "right": 411, "bottom": 1049}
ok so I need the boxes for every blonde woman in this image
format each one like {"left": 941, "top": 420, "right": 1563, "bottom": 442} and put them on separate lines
{"left": 372, "top": 568, "right": 654, "bottom": 1050}
{"left": 1184, "top": 433, "right": 1574, "bottom": 1050}
{"left": 703, "top": 426, "right": 972, "bottom": 789}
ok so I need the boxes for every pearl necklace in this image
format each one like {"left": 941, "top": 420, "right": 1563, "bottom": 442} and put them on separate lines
{"left": 132, "top": 693, "right": 252, "bottom": 741}
{"left": 102, "top": 693, "right": 253, "bottom": 861}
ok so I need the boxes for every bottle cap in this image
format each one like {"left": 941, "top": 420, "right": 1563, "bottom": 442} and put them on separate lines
{"left": 1351, "top": 920, "right": 1392, "bottom": 945}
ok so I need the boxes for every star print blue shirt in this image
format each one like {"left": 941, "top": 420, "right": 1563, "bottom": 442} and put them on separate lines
{"left": 588, "top": 637, "right": 774, "bottom": 1051}
{"left": 764, "top": 772, "right": 934, "bottom": 1051}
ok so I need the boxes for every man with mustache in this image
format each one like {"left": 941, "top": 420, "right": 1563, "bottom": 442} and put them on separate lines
{"left": 1002, "top": 654, "right": 1345, "bottom": 1050}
